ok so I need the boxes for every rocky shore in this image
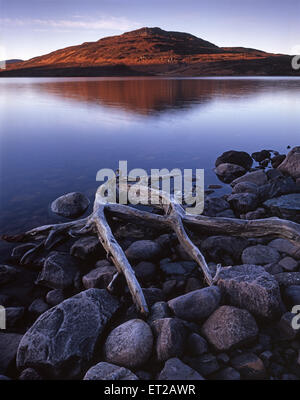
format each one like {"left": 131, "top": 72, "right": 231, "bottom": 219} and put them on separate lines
{"left": 0, "top": 146, "right": 300, "bottom": 381}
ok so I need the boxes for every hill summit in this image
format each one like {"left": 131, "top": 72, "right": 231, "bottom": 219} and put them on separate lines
{"left": 1, "top": 27, "right": 296, "bottom": 76}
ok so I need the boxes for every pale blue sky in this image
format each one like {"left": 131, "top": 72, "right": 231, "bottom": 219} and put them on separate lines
{"left": 0, "top": 0, "right": 299, "bottom": 60}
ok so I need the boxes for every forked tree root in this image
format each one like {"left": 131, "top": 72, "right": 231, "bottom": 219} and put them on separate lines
{"left": 2, "top": 182, "right": 300, "bottom": 316}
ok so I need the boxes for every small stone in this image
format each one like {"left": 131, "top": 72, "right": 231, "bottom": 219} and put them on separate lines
{"left": 212, "top": 367, "right": 241, "bottom": 380}
{"left": 147, "top": 302, "right": 171, "bottom": 324}
{"left": 104, "top": 319, "right": 153, "bottom": 369}
{"left": 187, "top": 333, "right": 208, "bottom": 356}
{"left": 232, "top": 181, "right": 258, "bottom": 194}
{"left": 231, "top": 170, "right": 268, "bottom": 187}
{"left": 227, "top": 193, "right": 259, "bottom": 214}
{"left": 276, "top": 312, "right": 298, "bottom": 340}
{"left": 19, "top": 368, "right": 42, "bottom": 380}
{"left": 264, "top": 194, "right": 300, "bottom": 223}
{"left": 185, "top": 277, "right": 203, "bottom": 293}
{"left": 51, "top": 192, "right": 90, "bottom": 218}
{"left": 28, "top": 298, "right": 49, "bottom": 317}
{"left": 158, "top": 358, "right": 204, "bottom": 380}
{"left": 82, "top": 265, "right": 116, "bottom": 289}
{"left": 215, "top": 150, "right": 253, "bottom": 170}
{"left": 245, "top": 208, "right": 266, "bottom": 220}
{"left": 201, "top": 306, "right": 258, "bottom": 351}
{"left": 143, "top": 288, "right": 165, "bottom": 307}
{"left": 83, "top": 362, "right": 138, "bottom": 380}
{"left": 260, "top": 350, "right": 273, "bottom": 367}
{"left": 36, "top": 252, "right": 80, "bottom": 289}
{"left": 284, "top": 285, "right": 300, "bottom": 306}
{"left": 152, "top": 318, "right": 187, "bottom": 362}
{"left": 269, "top": 238, "right": 300, "bottom": 259}
{"left": 215, "top": 163, "right": 246, "bottom": 184}
{"left": 275, "top": 272, "right": 300, "bottom": 287}
{"left": 134, "top": 261, "right": 157, "bottom": 283}
{"left": 201, "top": 236, "right": 248, "bottom": 263}
{"left": 45, "top": 289, "right": 65, "bottom": 306}
{"left": 252, "top": 150, "right": 271, "bottom": 162}
{"left": 241, "top": 245, "right": 280, "bottom": 265}
{"left": 125, "top": 240, "right": 163, "bottom": 262}
{"left": 203, "top": 197, "right": 230, "bottom": 217}
{"left": 185, "top": 354, "right": 220, "bottom": 376}
{"left": 279, "top": 257, "right": 298, "bottom": 272}
{"left": 231, "top": 353, "right": 266, "bottom": 379}
{"left": 70, "top": 236, "right": 104, "bottom": 260}
{"left": 168, "top": 286, "right": 221, "bottom": 322}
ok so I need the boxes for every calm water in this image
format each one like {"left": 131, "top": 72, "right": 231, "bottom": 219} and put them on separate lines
{"left": 0, "top": 77, "right": 300, "bottom": 260}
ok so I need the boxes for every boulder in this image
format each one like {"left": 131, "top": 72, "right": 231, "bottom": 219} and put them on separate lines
{"left": 50, "top": 192, "right": 90, "bottom": 218}
{"left": 264, "top": 194, "right": 300, "bottom": 223}
{"left": 70, "top": 236, "right": 104, "bottom": 260}
{"left": 125, "top": 240, "right": 163, "bottom": 263}
{"left": 231, "top": 170, "right": 268, "bottom": 187}
{"left": 217, "top": 265, "right": 282, "bottom": 319}
{"left": 278, "top": 146, "right": 300, "bottom": 179}
{"left": 201, "top": 306, "right": 258, "bottom": 351}
{"left": 227, "top": 193, "right": 259, "bottom": 214}
{"left": 252, "top": 150, "right": 271, "bottom": 163}
{"left": 168, "top": 287, "right": 221, "bottom": 322}
{"left": 152, "top": 318, "right": 187, "bottom": 362}
{"left": 215, "top": 150, "right": 253, "bottom": 170}
{"left": 36, "top": 252, "right": 80, "bottom": 289}
{"left": 104, "top": 319, "right": 153, "bottom": 369}
{"left": 258, "top": 176, "right": 299, "bottom": 202}
{"left": 214, "top": 163, "right": 246, "bottom": 184}
{"left": 17, "top": 289, "right": 120, "bottom": 378}
{"left": 245, "top": 208, "right": 266, "bottom": 220}
{"left": 82, "top": 265, "right": 116, "bottom": 289}
{"left": 0, "top": 333, "right": 23, "bottom": 374}
{"left": 241, "top": 245, "right": 280, "bottom": 265}
{"left": 83, "top": 362, "right": 138, "bottom": 380}
{"left": 232, "top": 181, "right": 258, "bottom": 194}
{"left": 158, "top": 358, "right": 204, "bottom": 380}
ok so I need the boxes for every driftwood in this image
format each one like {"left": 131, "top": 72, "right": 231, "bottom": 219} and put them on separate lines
{"left": 2, "top": 178, "right": 300, "bottom": 316}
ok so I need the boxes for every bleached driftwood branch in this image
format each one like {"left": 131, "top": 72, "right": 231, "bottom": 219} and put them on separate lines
{"left": 2, "top": 178, "right": 300, "bottom": 316}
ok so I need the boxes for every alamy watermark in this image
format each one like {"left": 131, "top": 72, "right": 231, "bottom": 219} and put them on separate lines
{"left": 291, "top": 45, "right": 300, "bottom": 70}
{"left": 96, "top": 161, "right": 204, "bottom": 215}
{"left": 0, "top": 305, "right": 6, "bottom": 329}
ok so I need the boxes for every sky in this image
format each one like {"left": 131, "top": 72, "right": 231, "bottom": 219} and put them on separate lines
{"left": 0, "top": 0, "right": 299, "bottom": 60}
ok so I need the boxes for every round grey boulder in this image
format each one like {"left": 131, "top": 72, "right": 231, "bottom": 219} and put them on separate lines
{"left": 83, "top": 362, "right": 138, "bottom": 380}
{"left": 242, "top": 245, "right": 280, "bottom": 265}
{"left": 104, "top": 319, "right": 153, "bottom": 368}
{"left": 51, "top": 192, "right": 90, "bottom": 218}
